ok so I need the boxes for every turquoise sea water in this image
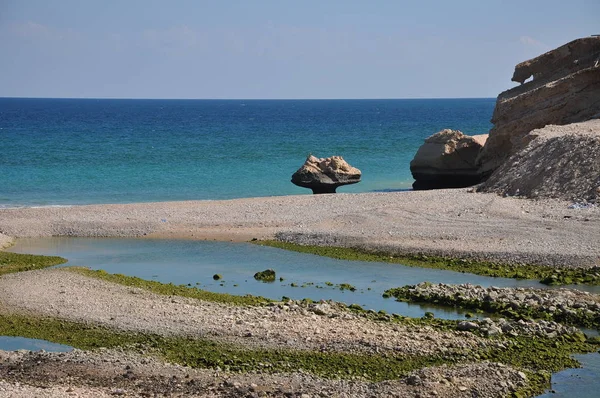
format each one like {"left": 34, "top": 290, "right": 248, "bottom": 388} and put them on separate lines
{"left": 0, "top": 98, "right": 494, "bottom": 207}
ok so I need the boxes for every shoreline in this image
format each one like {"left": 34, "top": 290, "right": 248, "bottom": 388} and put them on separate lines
{"left": 2, "top": 267, "right": 597, "bottom": 397}
{"left": 0, "top": 190, "right": 598, "bottom": 268}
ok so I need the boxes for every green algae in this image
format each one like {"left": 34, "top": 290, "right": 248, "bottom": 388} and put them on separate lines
{"left": 0, "top": 251, "right": 67, "bottom": 276}
{"left": 0, "top": 312, "right": 448, "bottom": 382}
{"left": 67, "top": 267, "right": 272, "bottom": 306}
{"left": 384, "top": 285, "right": 600, "bottom": 329}
{"left": 0, "top": 310, "right": 596, "bottom": 396}
{"left": 485, "top": 336, "right": 598, "bottom": 397}
{"left": 255, "top": 240, "right": 600, "bottom": 286}
{"left": 338, "top": 282, "right": 356, "bottom": 291}
{"left": 253, "top": 269, "right": 276, "bottom": 282}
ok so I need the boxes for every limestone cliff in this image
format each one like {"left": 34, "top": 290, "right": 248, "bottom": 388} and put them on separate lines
{"left": 477, "top": 37, "right": 600, "bottom": 176}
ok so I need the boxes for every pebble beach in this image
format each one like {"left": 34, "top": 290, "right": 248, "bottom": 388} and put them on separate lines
{"left": 1, "top": 190, "right": 599, "bottom": 397}
{"left": 1, "top": 189, "right": 598, "bottom": 267}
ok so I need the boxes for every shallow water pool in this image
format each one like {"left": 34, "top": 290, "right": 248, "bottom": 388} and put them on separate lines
{"left": 0, "top": 336, "right": 73, "bottom": 352}
{"left": 7, "top": 237, "right": 600, "bottom": 397}
{"left": 536, "top": 352, "right": 600, "bottom": 398}
{"left": 7, "top": 237, "right": 579, "bottom": 319}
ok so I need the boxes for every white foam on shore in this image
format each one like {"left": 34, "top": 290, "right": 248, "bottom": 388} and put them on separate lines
{"left": 0, "top": 204, "right": 74, "bottom": 210}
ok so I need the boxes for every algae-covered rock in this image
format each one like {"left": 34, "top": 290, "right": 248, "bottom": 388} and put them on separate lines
{"left": 253, "top": 269, "right": 276, "bottom": 282}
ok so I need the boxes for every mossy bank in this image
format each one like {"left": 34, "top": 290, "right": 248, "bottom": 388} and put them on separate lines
{"left": 385, "top": 282, "right": 600, "bottom": 330}
{"left": 0, "top": 251, "right": 66, "bottom": 276}
{"left": 256, "top": 240, "right": 600, "bottom": 286}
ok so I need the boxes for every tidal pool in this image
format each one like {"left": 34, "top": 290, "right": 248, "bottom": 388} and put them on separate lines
{"left": 6, "top": 237, "right": 573, "bottom": 320}
{"left": 6, "top": 237, "right": 600, "bottom": 397}
{"left": 0, "top": 336, "right": 73, "bottom": 352}
{"left": 536, "top": 352, "right": 600, "bottom": 398}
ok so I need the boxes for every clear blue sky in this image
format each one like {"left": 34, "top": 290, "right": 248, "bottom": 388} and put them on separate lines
{"left": 1, "top": 0, "right": 598, "bottom": 99}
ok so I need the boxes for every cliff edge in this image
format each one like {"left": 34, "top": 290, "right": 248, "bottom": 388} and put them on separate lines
{"left": 477, "top": 37, "right": 600, "bottom": 176}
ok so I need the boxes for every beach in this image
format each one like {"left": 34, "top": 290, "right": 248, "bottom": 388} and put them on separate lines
{"left": 1, "top": 189, "right": 598, "bottom": 267}
{"left": 1, "top": 190, "right": 599, "bottom": 397}
{"left": 2, "top": 4, "right": 599, "bottom": 395}
{"left": 0, "top": 268, "right": 549, "bottom": 398}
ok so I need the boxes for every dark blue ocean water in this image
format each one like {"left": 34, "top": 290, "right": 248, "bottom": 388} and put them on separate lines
{"left": 0, "top": 98, "right": 494, "bottom": 207}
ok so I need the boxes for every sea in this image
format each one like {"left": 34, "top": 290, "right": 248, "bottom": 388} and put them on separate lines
{"left": 0, "top": 97, "right": 495, "bottom": 207}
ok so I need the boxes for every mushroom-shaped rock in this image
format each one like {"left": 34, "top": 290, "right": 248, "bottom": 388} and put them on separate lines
{"left": 291, "top": 155, "right": 361, "bottom": 194}
{"left": 410, "top": 129, "right": 488, "bottom": 190}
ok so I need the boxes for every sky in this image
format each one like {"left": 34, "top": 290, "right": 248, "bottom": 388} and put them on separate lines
{"left": 1, "top": 0, "right": 598, "bottom": 99}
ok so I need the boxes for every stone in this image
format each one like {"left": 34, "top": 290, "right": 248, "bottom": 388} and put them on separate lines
{"left": 457, "top": 321, "right": 479, "bottom": 331}
{"left": 485, "top": 325, "right": 503, "bottom": 337}
{"left": 310, "top": 303, "right": 332, "bottom": 316}
{"left": 291, "top": 155, "right": 361, "bottom": 194}
{"left": 410, "top": 129, "right": 488, "bottom": 190}
{"left": 253, "top": 269, "right": 276, "bottom": 282}
{"left": 478, "top": 120, "right": 600, "bottom": 201}
{"left": 478, "top": 37, "right": 600, "bottom": 176}
{"left": 406, "top": 375, "right": 422, "bottom": 386}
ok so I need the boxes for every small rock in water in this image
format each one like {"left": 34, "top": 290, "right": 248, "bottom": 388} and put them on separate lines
{"left": 253, "top": 269, "right": 276, "bottom": 282}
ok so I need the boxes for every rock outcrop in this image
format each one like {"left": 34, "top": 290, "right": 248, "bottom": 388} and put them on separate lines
{"left": 291, "top": 155, "right": 361, "bottom": 194}
{"left": 478, "top": 120, "right": 600, "bottom": 202}
{"left": 477, "top": 37, "right": 600, "bottom": 176}
{"left": 0, "top": 232, "right": 14, "bottom": 249}
{"left": 410, "top": 129, "right": 488, "bottom": 190}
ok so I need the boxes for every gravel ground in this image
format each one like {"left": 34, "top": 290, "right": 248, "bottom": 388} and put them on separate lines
{"left": 0, "top": 269, "right": 527, "bottom": 398}
{"left": 0, "top": 190, "right": 598, "bottom": 267}
{"left": 1, "top": 191, "right": 598, "bottom": 396}
{"left": 0, "top": 269, "right": 491, "bottom": 356}
{"left": 0, "top": 348, "right": 526, "bottom": 398}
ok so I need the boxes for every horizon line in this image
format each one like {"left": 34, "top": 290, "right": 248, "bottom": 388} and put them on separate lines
{"left": 0, "top": 96, "right": 497, "bottom": 101}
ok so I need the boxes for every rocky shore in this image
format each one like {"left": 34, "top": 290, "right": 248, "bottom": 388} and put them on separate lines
{"left": 386, "top": 282, "right": 600, "bottom": 329}
{"left": 0, "top": 268, "right": 582, "bottom": 398}
{"left": 0, "top": 348, "right": 527, "bottom": 398}
{"left": 1, "top": 37, "right": 599, "bottom": 398}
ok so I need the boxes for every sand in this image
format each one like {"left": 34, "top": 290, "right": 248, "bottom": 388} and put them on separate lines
{"left": 0, "top": 189, "right": 598, "bottom": 267}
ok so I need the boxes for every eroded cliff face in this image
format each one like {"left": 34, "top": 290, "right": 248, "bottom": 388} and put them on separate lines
{"left": 478, "top": 120, "right": 600, "bottom": 202}
{"left": 477, "top": 37, "right": 600, "bottom": 176}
